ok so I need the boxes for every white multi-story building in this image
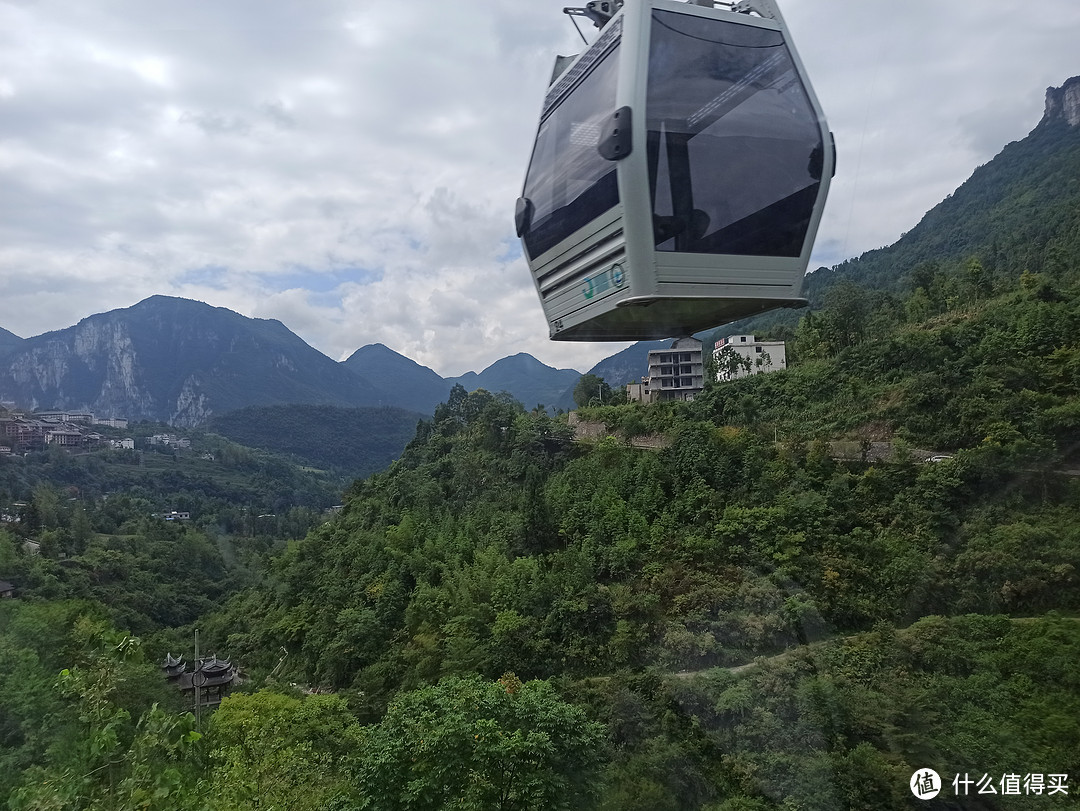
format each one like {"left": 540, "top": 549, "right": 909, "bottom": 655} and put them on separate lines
{"left": 714, "top": 335, "right": 787, "bottom": 382}
{"left": 646, "top": 336, "right": 705, "bottom": 402}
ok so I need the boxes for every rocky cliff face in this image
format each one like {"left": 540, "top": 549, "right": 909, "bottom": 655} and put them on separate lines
{"left": 4, "top": 317, "right": 157, "bottom": 418}
{"left": 1042, "top": 76, "right": 1080, "bottom": 128}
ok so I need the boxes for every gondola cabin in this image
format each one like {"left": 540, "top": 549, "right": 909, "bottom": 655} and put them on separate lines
{"left": 516, "top": 0, "right": 833, "bottom": 341}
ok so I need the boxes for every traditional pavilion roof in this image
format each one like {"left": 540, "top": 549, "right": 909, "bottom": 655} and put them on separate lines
{"left": 195, "top": 671, "right": 234, "bottom": 688}
{"left": 162, "top": 652, "right": 186, "bottom": 678}
{"left": 172, "top": 654, "right": 240, "bottom": 691}
{"left": 199, "top": 655, "right": 232, "bottom": 676}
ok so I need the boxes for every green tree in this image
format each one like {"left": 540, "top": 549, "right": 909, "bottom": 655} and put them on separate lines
{"left": 908, "top": 260, "right": 941, "bottom": 295}
{"left": 7, "top": 617, "right": 204, "bottom": 811}
{"left": 69, "top": 507, "right": 93, "bottom": 556}
{"left": 966, "top": 256, "right": 991, "bottom": 302}
{"left": 715, "top": 346, "right": 752, "bottom": 382}
{"left": 573, "top": 374, "right": 613, "bottom": 408}
{"left": 821, "top": 281, "right": 870, "bottom": 350}
{"left": 207, "top": 691, "right": 362, "bottom": 810}
{"left": 905, "top": 287, "right": 932, "bottom": 322}
{"left": 360, "top": 675, "right": 605, "bottom": 811}
{"left": 792, "top": 311, "right": 830, "bottom": 360}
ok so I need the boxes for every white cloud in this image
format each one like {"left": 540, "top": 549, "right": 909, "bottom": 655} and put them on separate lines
{"left": 0, "top": 0, "right": 1078, "bottom": 378}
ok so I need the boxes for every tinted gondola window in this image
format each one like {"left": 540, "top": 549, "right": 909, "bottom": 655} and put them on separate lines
{"left": 522, "top": 46, "right": 621, "bottom": 259}
{"left": 647, "top": 11, "right": 823, "bottom": 257}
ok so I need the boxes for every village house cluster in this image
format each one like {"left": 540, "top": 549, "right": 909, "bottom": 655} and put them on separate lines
{"left": 0, "top": 408, "right": 134, "bottom": 455}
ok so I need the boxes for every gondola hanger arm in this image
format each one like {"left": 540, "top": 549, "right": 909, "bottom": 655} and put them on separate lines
{"left": 563, "top": 0, "right": 781, "bottom": 31}
{"left": 563, "top": 2, "right": 623, "bottom": 29}
{"left": 732, "top": 0, "right": 783, "bottom": 20}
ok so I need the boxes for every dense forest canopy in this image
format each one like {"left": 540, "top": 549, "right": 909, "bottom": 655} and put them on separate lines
{"left": 206, "top": 404, "right": 426, "bottom": 481}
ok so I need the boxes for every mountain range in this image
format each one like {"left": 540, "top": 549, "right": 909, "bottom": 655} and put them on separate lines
{"left": 0, "top": 297, "right": 386, "bottom": 426}
{"left": 341, "top": 344, "right": 581, "bottom": 416}
{"left": 0, "top": 297, "right": 586, "bottom": 426}
{"left": 2, "top": 76, "right": 1078, "bottom": 427}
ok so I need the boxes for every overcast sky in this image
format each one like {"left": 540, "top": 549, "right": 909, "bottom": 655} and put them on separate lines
{"left": 2, "top": 1, "right": 1078, "bottom": 376}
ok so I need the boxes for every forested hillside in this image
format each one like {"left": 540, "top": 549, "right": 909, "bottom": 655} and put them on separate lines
{"left": 188, "top": 338, "right": 1080, "bottom": 807}
{"left": 0, "top": 430, "right": 341, "bottom": 635}
{"left": 207, "top": 404, "right": 426, "bottom": 480}
{"left": 810, "top": 115, "right": 1080, "bottom": 300}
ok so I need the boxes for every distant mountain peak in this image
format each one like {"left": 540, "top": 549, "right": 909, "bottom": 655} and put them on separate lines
{"left": 131, "top": 294, "right": 214, "bottom": 313}
{"left": 481, "top": 352, "right": 578, "bottom": 375}
{"left": 128, "top": 295, "right": 287, "bottom": 328}
{"left": 1042, "top": 76, "right": 1080, "bottom": 128}
{"left": 348, "top": 342, "right": 412, "bottom": 362}
{"left": 344, "top": 342, "right": 441, "bottom": 375}
{"left": 484, "top": 352, "right": 540, "bottom": 371}
{"left": 0, "top": 326, "right": 23, "bottom": 359}
{"left": 342, "top": 343, "right": 449, "bottom": 415}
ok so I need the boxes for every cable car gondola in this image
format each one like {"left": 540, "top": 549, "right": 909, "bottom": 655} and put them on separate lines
{"left": 515, "top": 0, "right": 833, "bottom": 341}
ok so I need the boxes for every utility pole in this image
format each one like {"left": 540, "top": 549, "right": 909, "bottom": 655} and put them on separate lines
{"left": 193, "top": 628, "right": 202, "bottom": 729}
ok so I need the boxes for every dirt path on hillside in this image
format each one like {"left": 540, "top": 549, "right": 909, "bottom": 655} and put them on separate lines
{"left": 666, "top": 615, "right": 1080, "bottom": 682}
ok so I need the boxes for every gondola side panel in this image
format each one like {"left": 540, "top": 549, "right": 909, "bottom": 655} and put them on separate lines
{"left": 518, "top": 15, "right": 635, "bottom": 339}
